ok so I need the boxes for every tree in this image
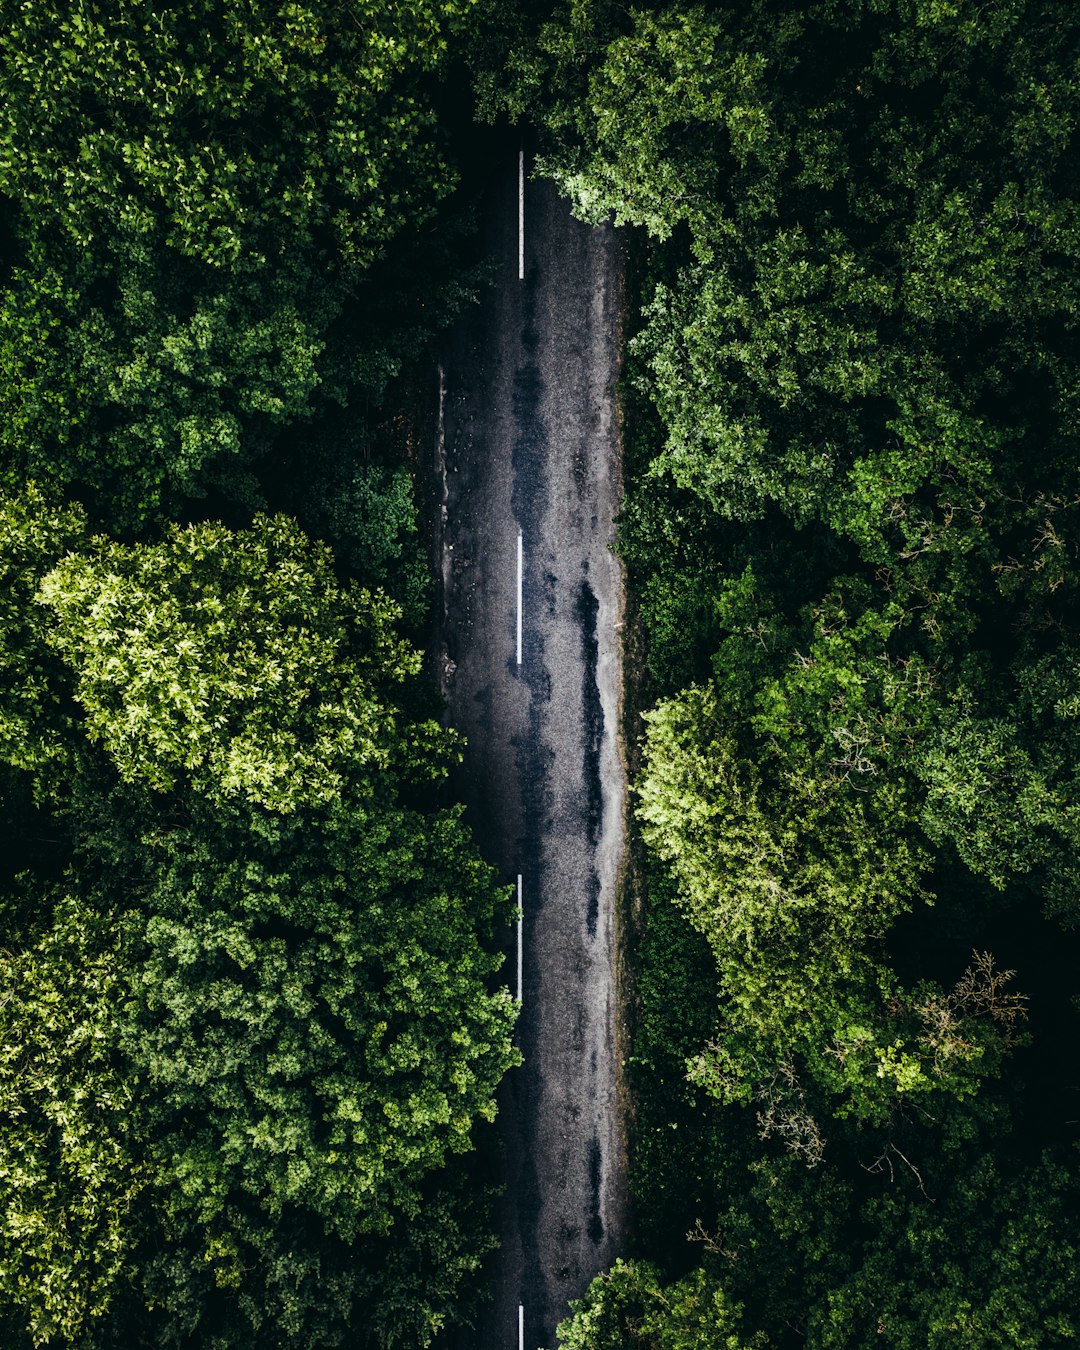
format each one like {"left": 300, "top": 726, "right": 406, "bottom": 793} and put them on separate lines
{"left": 300, "top": 455, "right": 431, "bottom": 630}
{"left": 39, "top": 513, "right": 437, "bottom": 812}
{"left": 0, "top": 0, "right": 476, "bottom": 522}
{"left": 0, "top": 890, "right": 149, "bottom": 1347}
{"left": 639, "top": 682, "right": 1026, "bottom": 1131}
{"left": 808, "top": 1151, "right": 1080, "bottom": 1348}
{"left": 637, "top": 678, "right": 919, "bottom": 1084}
{"left": 0, "top": 0, "right": 470, "bottom": 272}
{"left": 557, "top": 1259, "right": 766, "bottom": 1350}
{"left": 0, "top": 485, "right": 86, "bottom": 793}
{"left": 106, "top": 789, "right": 518, "bottom": 1255}
{"left": 0, "top": 803, "right": 519, "bottom": 1348}
{"left": 0, "top": 504, "right": 519, "bottom": 1344}
{"left": 82, "top": 782, "right": 519, "bottom": 1345}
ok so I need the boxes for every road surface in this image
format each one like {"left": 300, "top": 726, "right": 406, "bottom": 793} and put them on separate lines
{"left": 437, "top": 146, "right": 627, "bottom": 1348}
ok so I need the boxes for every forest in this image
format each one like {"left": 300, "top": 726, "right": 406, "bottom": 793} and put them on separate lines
{"left": 0, "top": 4, "right": 518, "bottom": 1345}
{"left": 1, "top": 0, "right": 1079, "bottom": 1347}
{"left": 489, "top": 0, "right": 1080, "bottom": 1344}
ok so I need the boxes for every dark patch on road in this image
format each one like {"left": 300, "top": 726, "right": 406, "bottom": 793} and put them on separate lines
{"left": 588, "top": 1138, "right": 605, "bottom": 1245}
{"left": 544, "top": 570, "right": 558, "bottom": 618}
{"left": 526, "top": 661, "right": 552, "bottom": 703}
{"left": 518, "top": 728, "right": 555, "bottom": 863}
{"left": 572, "top": 1006, "right": 586, "bottom": 1053}
{"left": 513, "top": 361, "right": 542, "bottom": 414}
{"left": 577, "top": 580, "right": 604, "bottom": 846}
{"left": 586, "top": 867, "right": 600, "bottom": 937}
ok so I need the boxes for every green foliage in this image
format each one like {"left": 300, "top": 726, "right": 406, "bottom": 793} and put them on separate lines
{"left": 113, "top": 1156, "right": 503, "bottom": 1350}
{"left": 0, "top": 3, "right": 514, "bottom": 1344}
{"left": 0, "top": 0, "right": 469, "bottom": 270}
{"left": 82, "top": 781, "right": 519, "bottom": 1345}
{"left": 557, "top": 1258, "right": 765, "bottom": 1350}
{"left": 0, "top": 255, "right": 90, "bottom": 490}
{"left": 512, "top": 0, "right": 1080, "bottom": 1342}
{"left": 563, "top": 1138, "right": 1080, "bottom": 1348}
{"left": 305, "top": 462, "right": 417, "bottom": 581}
{"left": 0, "top": 891, "right": 149, "bottom": 1346}
{"left": 627, "top": 863, "right": 724, "bottom": 1248}
{"left": 0, "top": 238, "right": 338, "bottom": 520}
{"left": 0, "top": 486, "right": 86, "bottom": 787}
{"left": 0, "top": 507, "right": 517, "bottom": 1344}
{"left": 638, "top": 681, "right": 924, "bottom": 970}
{"left": 814, "top": 1151, "right": 1080, "bottom": 1348}
{"left": 39, "top": 513, "right": 433, "bottom": 812}
{"left": 302, "top": 458, "right": 431, "bottom": 628}
{"left": 0, "top": 0, "right": 476, "bottom": 523}
{"left": 109, "top": 791, "right": 516, "bottom": 1255}
{"left": 638, "top": 683, "right": 1027, "bottom": 1132}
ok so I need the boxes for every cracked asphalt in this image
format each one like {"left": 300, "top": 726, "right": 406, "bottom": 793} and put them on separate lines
{"left": 437, "top": 146, "right": 627, "bottom": 1348}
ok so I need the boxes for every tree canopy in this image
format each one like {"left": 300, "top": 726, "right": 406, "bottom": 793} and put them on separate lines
{"left": 39, "top": 513, "right": 431, "bottom": 811}
{"left": 488, "top": 0, "right": 1080, "bottom": 1343}
{"left": 0, "top": 2, "right": 521, "bottom": 1343}
{"left": 0, "top": 503, "right": 516, "bottom": 1345}
{"left": 0, "top": 0, "right": 476, "bottom": 524}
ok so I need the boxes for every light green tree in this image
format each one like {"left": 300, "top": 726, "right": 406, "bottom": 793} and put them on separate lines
{"left": 39, "top": 513, "right": 436, "bottom": 812}
{"left": 0, "top": 891, "right": 149, "bottom": 1346}
{"left": 558, "top": 1258, "right": 767, "bottom": 1350}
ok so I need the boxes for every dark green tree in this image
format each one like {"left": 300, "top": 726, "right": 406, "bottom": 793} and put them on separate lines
{"left": 0, "top": 503, "right": 519, "bottom": 1345}
{"left": 0, "top": 0, "right": 475, "bottom": 522}
{"left": 498, "top": 3, "right": 1080, "bottom": 1343}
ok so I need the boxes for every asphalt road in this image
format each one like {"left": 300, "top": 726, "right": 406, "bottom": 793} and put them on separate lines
{"left": 437, "top": 146, "right": 627, "bottom": 1348}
